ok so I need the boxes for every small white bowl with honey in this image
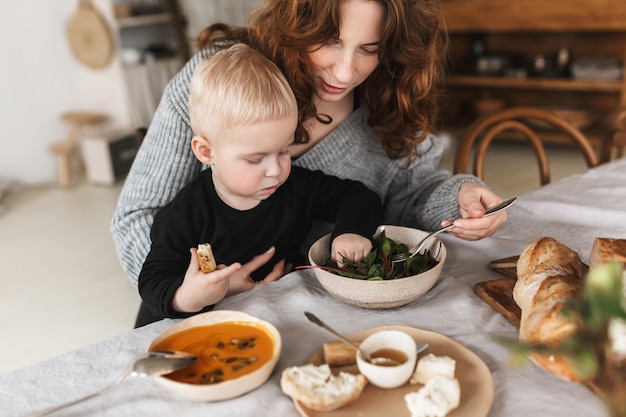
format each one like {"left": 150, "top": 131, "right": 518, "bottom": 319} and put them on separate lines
{"left": 356, "top": 329, "right": 417, "bottom": 389}
{"left": 148, "top": 310, "right": 282, "bottom": 401}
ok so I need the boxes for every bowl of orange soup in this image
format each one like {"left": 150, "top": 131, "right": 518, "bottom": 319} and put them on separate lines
{"left": 148, "top": 310, "right": 282, "bottom": 401}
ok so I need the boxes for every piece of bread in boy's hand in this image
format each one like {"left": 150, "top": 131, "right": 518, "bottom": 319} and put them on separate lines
{"left": 197, "top": 243, "right": 217, "bottom": 273}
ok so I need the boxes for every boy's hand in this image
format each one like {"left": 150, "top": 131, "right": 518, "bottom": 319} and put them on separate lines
{"left": 331, "top": 233, "right": 373, "bottom": 267}
{"left": 227, "top": 247, "right": 290, "bottom": 296}
{"left": 172, "top": 248, "right": 241, "bottom": 313}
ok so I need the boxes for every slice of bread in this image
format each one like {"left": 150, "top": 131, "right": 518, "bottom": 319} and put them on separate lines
{"left": 197, "top": 243, "right": 216, "bottom": 273}
{"left": 280, "top": 364, "right": 367, "bottom": 411}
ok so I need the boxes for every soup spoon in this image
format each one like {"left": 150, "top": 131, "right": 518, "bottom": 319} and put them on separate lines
{"left": 24, "top": 350, "right": 196, "bottom": 417}
{"left": 304, "top": 312, "right": 428, "bottom": 366}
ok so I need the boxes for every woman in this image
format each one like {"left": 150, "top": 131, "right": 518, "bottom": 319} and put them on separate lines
{"left": 111, "top": 0, "right": 506, "bottom": 290}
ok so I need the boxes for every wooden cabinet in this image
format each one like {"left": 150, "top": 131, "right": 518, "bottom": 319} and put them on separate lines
{"left": 439, "top": 0, "right": 626, "bottom": 159}
{"left": 112, "top": 0, "right": 190, "bottom": 127}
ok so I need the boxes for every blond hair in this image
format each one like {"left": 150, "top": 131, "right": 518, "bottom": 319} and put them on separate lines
{"left": 189, "top": 43, "right": 297, "bottom": 138}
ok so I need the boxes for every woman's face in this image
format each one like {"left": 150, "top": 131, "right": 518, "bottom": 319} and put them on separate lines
{"left": 308, "top": 0, "right": 384, "bottom": 104}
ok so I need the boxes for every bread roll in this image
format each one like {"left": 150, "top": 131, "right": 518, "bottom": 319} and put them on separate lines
{"left": 404, "top": 375, "right": 461, "bottom": 417}
{"left": 280, "top": 364, "right": 367, "bottom": 411}
{"left": 589, "top": 238, "right": 626, "bottom": 271}
{"left": 513, "top": 237, "right": 585, "bottom": 381}
{"left": 410, "top": 353, "right": 456, "bottom": 385}
{"left": 198, "top": 243, "right": 217, "bottom": 273}
{"left": 589, "top": 237, "right": 626, "bottom": 363}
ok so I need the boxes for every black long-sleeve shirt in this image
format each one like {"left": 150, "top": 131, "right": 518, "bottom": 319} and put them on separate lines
{"left": 138, "top": 166, "right": 383, "bottom": 321}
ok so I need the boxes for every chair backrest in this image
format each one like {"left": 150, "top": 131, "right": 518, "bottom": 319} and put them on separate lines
{"left": 613, "top": 109, "right": 626, "bottom": 158}
{"left": 453, "top": 106, "right": 599, "bottom": 185}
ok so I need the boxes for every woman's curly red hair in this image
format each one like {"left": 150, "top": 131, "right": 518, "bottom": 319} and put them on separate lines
{"left": 195, "top": 0, "right": 448, "bottom": 161}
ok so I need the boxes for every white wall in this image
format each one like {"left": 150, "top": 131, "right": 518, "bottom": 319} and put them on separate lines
{"left": 0, "top": 0, "right": 263, "bottom": 186}
{"left": 0, "top": 0, "right": 131, "bottom": 185}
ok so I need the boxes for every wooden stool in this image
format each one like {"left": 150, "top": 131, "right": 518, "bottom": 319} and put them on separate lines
{"left": 49, "top": 111, "right": 108, "bottom": 187}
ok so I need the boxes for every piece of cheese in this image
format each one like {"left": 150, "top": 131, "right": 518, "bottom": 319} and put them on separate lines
{"left": 410, "top": 353, "right": 456, "bottom": 385}
{"left": 405, "top": 375, "right": 461, "bottom": 417}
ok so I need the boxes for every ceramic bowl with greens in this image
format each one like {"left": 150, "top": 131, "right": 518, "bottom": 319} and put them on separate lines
{"left": 306, "top": 225, "right": 447, "bottom": 309}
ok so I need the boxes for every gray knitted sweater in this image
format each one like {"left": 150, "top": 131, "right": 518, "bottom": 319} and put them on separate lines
{"left": 111, "top": 49, "right": 482, "bottom": 289}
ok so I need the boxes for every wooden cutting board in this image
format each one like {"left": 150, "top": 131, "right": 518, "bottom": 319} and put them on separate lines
{"left": 66, "top": 0, "right": 114, "bottom": 69}
{"left": 475, "top": 255, "right": 590, "bottom": 328}
{"left": 474, "top": 256, "right": 521, "bottom": 327}
{"left": 474, "top": 277, "right": 520, "bottom": 327}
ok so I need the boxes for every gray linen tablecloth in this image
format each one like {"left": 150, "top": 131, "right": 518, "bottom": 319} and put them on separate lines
{"left": 3, "top": 158, "right": 626, "bottom": 417}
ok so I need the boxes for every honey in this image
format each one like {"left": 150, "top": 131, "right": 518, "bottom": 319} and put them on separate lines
{"left": 369, "top": 348, "right": 408, "bottom": 366}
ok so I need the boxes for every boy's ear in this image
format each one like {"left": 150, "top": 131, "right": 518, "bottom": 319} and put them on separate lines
{"left": 191, "top": 135, "right": 214, "bottom": 165}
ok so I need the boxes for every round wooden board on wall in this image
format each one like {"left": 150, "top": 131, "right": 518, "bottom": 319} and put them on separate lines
{"left": 66, "top": 0, "right": 114, "bottom": 69}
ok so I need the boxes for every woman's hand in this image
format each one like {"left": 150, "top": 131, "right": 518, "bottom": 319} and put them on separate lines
{"left": 444, "top": 182, "right": 508, "bottom": 241}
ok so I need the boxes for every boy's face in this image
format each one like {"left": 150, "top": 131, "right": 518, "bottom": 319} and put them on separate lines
{"left": 209, "top": 115, "right": 297, "bottom": 211}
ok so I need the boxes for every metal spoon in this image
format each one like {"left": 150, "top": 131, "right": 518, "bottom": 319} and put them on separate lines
{"left": 304, "top": 312, "right": 428, "bottom": 366}
{"left": 24, "top": 350, "right": 197, "bottom": 417}
{"left": 391, "top": 197, "right": 517, "bottom": 263}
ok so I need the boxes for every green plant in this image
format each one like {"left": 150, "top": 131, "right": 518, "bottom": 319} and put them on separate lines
{"left": 299, "top": 230, "right": 439, "bottom": 280}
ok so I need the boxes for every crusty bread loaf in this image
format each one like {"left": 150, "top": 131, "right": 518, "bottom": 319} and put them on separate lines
{"left": 589, "top": 237, "right": 626, "bottom": 363}
{"left": 197, "top": 243, "right": 217, "bottom": 273}
{"left": 280, "top": 364, "right": 367, "bottom": 411}
{"left": 513, "top": 237, "right": 585, "bottom": 382}
{"left": 589, "top": 237, "right": 626, "bottom": 272}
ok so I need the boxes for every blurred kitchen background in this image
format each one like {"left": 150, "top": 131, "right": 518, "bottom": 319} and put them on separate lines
{"left": 0, "top": 0, "right": 624, "bottom": 374}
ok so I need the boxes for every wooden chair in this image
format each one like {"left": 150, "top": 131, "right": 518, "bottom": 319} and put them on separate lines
{"left": 453, "top": 106, "right": 599, "bottom": 186}
{"left": 611, "top": 109, "right": 626, "bottom": 159}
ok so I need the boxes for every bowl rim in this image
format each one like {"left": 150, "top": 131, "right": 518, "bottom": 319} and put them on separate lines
{"left": 147, "top": 310, "right": 282, "bottom": 400}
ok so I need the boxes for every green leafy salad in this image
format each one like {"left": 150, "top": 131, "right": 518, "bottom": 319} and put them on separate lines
{"left": 302, "top": 231, "right": 439, "bottom": 280}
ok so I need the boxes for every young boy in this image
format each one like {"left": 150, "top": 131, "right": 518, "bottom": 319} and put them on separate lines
{"left": 137, "top": 44, "right": 383, "bottom": 326}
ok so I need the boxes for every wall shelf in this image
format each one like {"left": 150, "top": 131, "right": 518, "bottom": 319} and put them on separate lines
{"left": 447, "top": 76, "right": 623, "bottom": 94}
{"left": 111, "top": 0, "right": 190, "bottom": 127}
{"left": 439, "top": 0, "right": 626, "bottom": 162}
{"left": 440, "top": 0, "right": 626, "bottom": 32}
{"left": 116, "top": 13, "right": 171, "bottom": 29}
